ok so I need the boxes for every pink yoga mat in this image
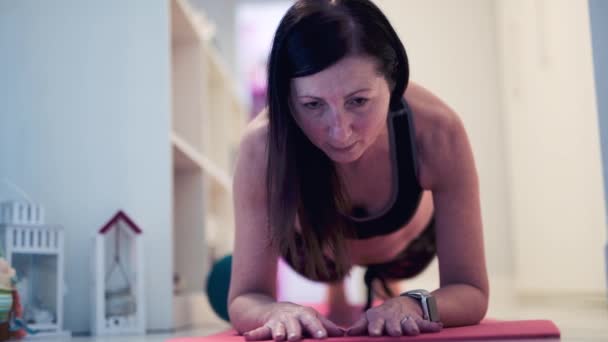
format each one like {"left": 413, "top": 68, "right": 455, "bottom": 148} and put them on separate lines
{"left": 168, "top": 319, "right": 560, "bottom": 342}
{"left": 168, "top": 303, "right": 560, "bottom": 341}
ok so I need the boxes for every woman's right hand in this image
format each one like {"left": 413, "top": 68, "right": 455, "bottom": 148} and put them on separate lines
{"left": 243, "top": 302, "right": 345, "bottom": 341}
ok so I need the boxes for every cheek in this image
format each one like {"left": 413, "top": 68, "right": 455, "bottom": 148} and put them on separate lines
{"left": 355, "top": 113, "right": 385, "bottom": 137}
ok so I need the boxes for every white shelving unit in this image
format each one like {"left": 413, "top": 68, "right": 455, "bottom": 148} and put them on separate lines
{"left": 170, "top": 0, "right": 245, "bottom": 329}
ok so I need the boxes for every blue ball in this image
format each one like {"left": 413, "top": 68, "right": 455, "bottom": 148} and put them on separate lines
{"left": 206, "top": 254, "right": 232, "bottom": 322}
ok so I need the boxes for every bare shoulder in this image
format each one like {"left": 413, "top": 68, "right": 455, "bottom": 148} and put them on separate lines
{"left": 404, "top": 82, "right": 473, "bottom": 190}
{"left": 236, "top": 110, "right": 269, "bottom": 178}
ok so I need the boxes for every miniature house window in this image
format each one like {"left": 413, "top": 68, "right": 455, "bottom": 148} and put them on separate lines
{"left": 92, "top": 211, "right": 145, "bottom": 335}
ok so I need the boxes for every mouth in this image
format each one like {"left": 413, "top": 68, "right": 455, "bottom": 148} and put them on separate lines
{"left": 330, "top": 141, "right": 357, "bottom": 152}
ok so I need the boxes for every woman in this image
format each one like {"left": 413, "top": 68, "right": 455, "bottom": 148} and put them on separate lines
{"left": 228, "top": 0, "right": 488, "bottom": 340}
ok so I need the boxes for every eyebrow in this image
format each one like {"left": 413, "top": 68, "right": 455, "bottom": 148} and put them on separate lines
{"left": 297, "top": 88, "right": 371, "bottom": 99}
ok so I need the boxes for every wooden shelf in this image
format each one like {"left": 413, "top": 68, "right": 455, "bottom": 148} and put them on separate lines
{"left": 171, "top": 132, "right": 232, "bottom": 193}
{"left": 207, "top": 45, "right": 243, "bottom": 108}
{"left": 170, "top": 0, "right": 244, "bottom": 329}
{"left": 172, "top": 133, "right": 202, "bottom": 172}
{"left": 171, "top": 0, "right": 214, "bottom": 46}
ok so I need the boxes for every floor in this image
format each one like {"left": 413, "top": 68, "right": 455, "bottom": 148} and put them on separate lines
{"left": 33, "top": 279, "right": 608, "bottom": 342}
{"left": 487, "top": 278, "right": 608, "bottom": 342}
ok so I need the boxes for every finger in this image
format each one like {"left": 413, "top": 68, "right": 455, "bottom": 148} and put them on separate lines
{"left": 367, "top": 317, "right": 385, "bottom": 337}
{"left": 345, "top": 316, "right": 368, "bottom": 336}
{"left": 400, "top": 316, "right": 420, "bottom": 336}
{"left": 298, "top": 313, "right": 327, "bottom": 339}
{"left": 318, "top": 316, "right": 345, "bottom": 337}
{"left": 385, "top": 318, "right": 403, "bottom": 337}
{"left": 415, "top": 318, "right": 443, "bottom": 333}
{"left": 243, "top": 326, "right": 272, "bottom": 341}
{"left": 283, "top": 317, "right": 302, "bottom": 341}
{"left": 272, "top": 322, "right": 287, "bottom": 341}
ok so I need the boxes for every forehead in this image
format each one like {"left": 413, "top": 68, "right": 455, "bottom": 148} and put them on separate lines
{"left": 291, "top": 55, "right": 383, "bottom": 97}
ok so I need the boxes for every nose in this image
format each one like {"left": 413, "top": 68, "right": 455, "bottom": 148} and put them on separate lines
{"left": 327, "top": 109, "right": 353, "bottom": 145}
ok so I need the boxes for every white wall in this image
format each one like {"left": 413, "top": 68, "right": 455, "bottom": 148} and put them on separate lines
{"left": 0, "top": 0, "right": 173, "bottom": 333}
{"left": 497, "top": 0, "right": 606, "bottom": 294}
{"left": 377, "top": 0, "right": 510, "bottom": 283}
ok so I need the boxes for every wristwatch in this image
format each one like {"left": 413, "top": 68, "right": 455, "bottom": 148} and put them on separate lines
{"left": 400, "top": 289, "right": 441, "bottom": 322}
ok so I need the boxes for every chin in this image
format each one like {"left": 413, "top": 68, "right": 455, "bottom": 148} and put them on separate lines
{"left": 325, "top": 146, "right": 364, "bottom": 164}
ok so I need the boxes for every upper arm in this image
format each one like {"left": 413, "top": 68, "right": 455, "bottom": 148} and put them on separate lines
{"left": 407, "top": 83, "right": 489, "bottom": 295}
{"left": 228, "top": 119, "right": 279, "bottom": 305}
{"left": 432, "top": 114, "right": 488, "bottom": 295}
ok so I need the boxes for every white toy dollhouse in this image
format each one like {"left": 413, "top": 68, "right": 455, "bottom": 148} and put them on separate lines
{"left": 92, "top": 210, "right": 145, "bottom": 336}
{"left": 0, "top": 200, "right": 70, "bottom": 338}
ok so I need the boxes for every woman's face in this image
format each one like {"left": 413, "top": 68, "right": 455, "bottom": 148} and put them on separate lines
{"left": 290, "top": 55, "right": 392, "bottom": 164}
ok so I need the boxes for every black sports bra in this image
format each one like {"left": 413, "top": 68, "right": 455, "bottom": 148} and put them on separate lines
{"left": 345, "top": 99, "right": 423, "bottom": 239}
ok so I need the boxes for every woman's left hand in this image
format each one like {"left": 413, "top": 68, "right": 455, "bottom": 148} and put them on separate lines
{"left": 345, "top": 296, "right": 443, "bottom": 337}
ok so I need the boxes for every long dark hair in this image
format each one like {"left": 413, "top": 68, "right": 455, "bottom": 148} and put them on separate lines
{"left": 266, "top": 0, "right": 409, "bottom": 280}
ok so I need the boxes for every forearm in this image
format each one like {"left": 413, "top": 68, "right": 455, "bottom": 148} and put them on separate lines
{"left": 228, "top": 293, "right": 278, "bottom": 334}
{"left": 432, "top": 284, "right": 488, "bottom": 327}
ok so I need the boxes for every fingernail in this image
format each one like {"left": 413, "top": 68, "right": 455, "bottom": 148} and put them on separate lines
{"left": 316, "top": 330, "right": 325, "bottom": 338}
{"left": 288, "top": 333, "right": 297, "bottom": 341}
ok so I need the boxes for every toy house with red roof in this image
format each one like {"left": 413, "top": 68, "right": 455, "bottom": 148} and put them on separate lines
{"left": 92, "top": 210, "right": 145, "bottom": 336}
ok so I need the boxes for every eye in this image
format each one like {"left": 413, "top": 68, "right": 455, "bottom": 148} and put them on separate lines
{"left": 303, "top": 101, "right": 323, "bottom": 110}
{"left": 349, "top": 97, "right": 369, "bottom": 107}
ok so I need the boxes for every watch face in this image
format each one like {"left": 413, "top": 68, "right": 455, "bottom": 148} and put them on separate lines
{"left": 402, "top": 290, "right": 440, "bottom": 322}
{"left": 427, "top": 297, "right": 440, "bottom": 322}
